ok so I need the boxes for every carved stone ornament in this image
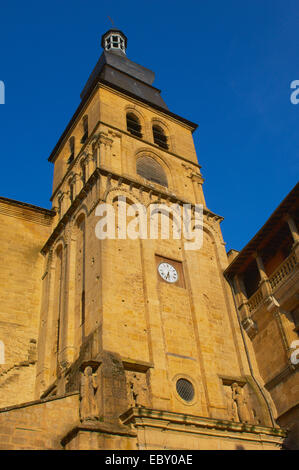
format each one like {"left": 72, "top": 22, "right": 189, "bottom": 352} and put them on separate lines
{"left": 126, "top": 371, "right": 149, "bottom": 408}
{"left": 231, "top": 382, "right": 252, "bottom": 424}
{"left": 79, "top": 361, "right": 100, "bottom": 422}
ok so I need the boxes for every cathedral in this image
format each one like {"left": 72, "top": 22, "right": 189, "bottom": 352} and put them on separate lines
{"left": 0, "top": 29, "right": 297, "bottom": 450}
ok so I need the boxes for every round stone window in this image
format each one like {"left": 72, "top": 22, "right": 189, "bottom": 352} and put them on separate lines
{"left": 176, "top": 378, "right": 195, "bottom": 402}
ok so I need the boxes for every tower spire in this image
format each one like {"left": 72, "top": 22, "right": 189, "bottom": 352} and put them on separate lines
{"left": 101, "top": 28, "right": 127, "bottom": 55}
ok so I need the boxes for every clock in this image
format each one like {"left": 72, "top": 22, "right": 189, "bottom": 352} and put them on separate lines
{"left": 158, "top": 262, "right": 178, "bottom": 284}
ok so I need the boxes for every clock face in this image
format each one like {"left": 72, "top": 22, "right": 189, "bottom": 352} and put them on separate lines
{"left": 158, "top": 262, "right": 178, "bottom": 284}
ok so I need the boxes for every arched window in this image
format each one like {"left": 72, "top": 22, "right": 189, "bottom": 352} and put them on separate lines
{"left": 57, "top": 193, "right": 63, "bottom": 219}
{"left": 81, "top": 159, "right": 86, "bottom": 185}
{"left": 81, "top": 116, "right": 88, "bottom": 144}
{"left": 53, "top": 245, "right": 63, "bottom": 375}
{"left": 67, "top": 136, "right": 75, "bottom": 164}
{"left": 69, "top": 180, "right": 74, "bottom": 203}
{"left": 75, "top": 215, "right": 86, "bottom": 342}
{"left": 126, "top": 113, "right": 142, "bottom": 138}
{"left": 153, "top": 125, "right": 168, "bottom": 150}
{"left": 137, "top": 156, "right": 168, "bottom": 187}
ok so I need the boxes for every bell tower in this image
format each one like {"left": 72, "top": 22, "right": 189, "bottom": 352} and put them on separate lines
{"left": 101, "top": 29, "right": 127, "bottom": 55}
{"left": 35, "top": 30, "right": 284, "bottom": 450}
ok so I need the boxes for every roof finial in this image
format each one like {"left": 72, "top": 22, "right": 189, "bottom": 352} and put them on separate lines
{"left": 108, "top": 16, "right": 115, "bottom": 27}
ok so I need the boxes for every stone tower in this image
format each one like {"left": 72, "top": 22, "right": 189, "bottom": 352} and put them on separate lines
{"left": 0, "top": 30, "right": 286, "bottom": 449}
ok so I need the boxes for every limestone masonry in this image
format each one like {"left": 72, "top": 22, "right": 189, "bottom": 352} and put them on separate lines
{"left": 0, "top": 29, "right": 297, "bottom": 450}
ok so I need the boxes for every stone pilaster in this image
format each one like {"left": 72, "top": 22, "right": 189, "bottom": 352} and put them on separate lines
{"left": 254, "top": 252, "right": 272, "bottom": 297}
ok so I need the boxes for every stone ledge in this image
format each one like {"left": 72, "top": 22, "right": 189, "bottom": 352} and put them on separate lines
{"left": 0, "top": 391, "right": 79, "bottom": 414}
{"left": 120, "top": 407, "right": 286, "bottom": 442}
{"left": 61, "top": 421, "right": 137, "bottom": 447}
{"left": 122, "top": 357, "right": 154, "bottom": 372}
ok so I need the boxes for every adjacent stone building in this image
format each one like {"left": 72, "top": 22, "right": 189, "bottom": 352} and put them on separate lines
{"left": 225, "top": 183, "right": 299, "bottom": 449}
{"left": 0, "top": 29, "right": 292, "bottom": 450}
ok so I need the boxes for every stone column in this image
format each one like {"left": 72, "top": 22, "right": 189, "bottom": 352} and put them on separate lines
{"left": 99, "top": 139, "right": 106, "bottom": 168}
{"left": 61, "top": 192, "right": 70, "bottom": 217}
{"left": 233, "top": 275, "right": 258, "bottom": 339}
{"left": 38, "top": 248, "right": 57, "bottom": 394}
{"left": 286, "top": 215, "right": 299, "bottom": 263}
{"left": 58, "top": 223, "right": 77, "bottom": 378}
{"left": 93, "top": 139, "right": 100, "bottom": 168}
{"left": 233, "top": 275, "right": 250, "bottom": 321}
{"left": 254, "top": 252, "right": 272, "bottom": 297}
{"left": 144, "top": 121, "right": 152, "bottom": 141}
{"left": 104, "top": 138, "right": 113, "bottom": 169}
{"left": 286, "top": 215, "right": 299, "bottom": 243}
{"left": 84, "top": 153, "right": 93, "bottom": 180}
{"left": 73, "top": 173, "right": 82, "bottom": 197}
{"left": 191, "top": 173, "right": 206, "bottom": 206}
{"left": 35, "top": 249, "right": 54, "bottom": 397}
{"left": 98, "top": 133, "right": 113, "bottom": 169}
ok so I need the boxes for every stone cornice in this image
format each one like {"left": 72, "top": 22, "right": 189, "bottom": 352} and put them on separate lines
{"left": 41, "top": 166, "right": 223, "bottom": 255}
{"left": 61, "top": 421, "right": 137, "bottom": 448}
{"left": 0, "top": 196, "right": 55, "bottom": 226}
{"left": 120, "top": 407, "right": 286, "bottom": 441}
{"left": 50, "top": 119, "right": 202, "bottom": 203}
{"left": 0, "top": 391, "right": 78, "bottom": 414}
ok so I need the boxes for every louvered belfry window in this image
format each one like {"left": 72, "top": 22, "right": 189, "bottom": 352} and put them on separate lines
{"left": 137, "top": 156, "right": 168, "bottom": 187}
{"left": 126, "top": 113, "right": 142, "bottom": 138}
{"left": 153, "top": 125, "right": 168, "bottom": 150}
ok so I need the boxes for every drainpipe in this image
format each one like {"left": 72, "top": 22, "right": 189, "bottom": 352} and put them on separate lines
{"left": 228, "top": 278, "right": 276, "bottom": 428}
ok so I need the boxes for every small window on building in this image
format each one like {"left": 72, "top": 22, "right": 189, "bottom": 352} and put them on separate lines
{"left": 67, "top": 137, "right": 75, "bottom": 164}
{"left": 81, "top": 116, "right": 88, "bottom": 144}
{"left": 176, "top": 378, "right": 195, "bottom": 402}
{"left": 137, "top": 156, "right": 168, "bottom": 187}
{"left": 153, "top": 125, "right": 168, "bottom": 150}
{"left": 126, "top": 113, "right": 142, "bottom": 138}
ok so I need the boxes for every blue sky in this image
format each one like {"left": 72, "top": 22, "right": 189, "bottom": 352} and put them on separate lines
{"left": 0, "top": 0, "right": 298, "bottom": 251}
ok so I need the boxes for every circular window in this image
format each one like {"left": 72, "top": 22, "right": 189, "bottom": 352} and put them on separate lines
{"left": 176, "top": 378, "right": 195, "bottom": 402}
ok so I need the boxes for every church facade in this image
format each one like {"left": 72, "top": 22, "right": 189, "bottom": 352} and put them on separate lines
{"left": 0, "top": 30, "right": 289, "bottom": 450}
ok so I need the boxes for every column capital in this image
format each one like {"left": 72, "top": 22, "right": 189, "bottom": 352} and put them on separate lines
{"left": 108, "top": 129, "right": 122, "bottom": 139}
{"left": 98, "top": 132, "right": 113, "bottom": 147}
{"left": 241, "top": 317, "right": 258, "bottom": 340}
{"left": 254, "top": 251, "right": 269, "bottom": 282}
{"left": 72, "top": 172, "right": 81, "bottom": 181}
{"left": 285, "top": 214, "right": 299, "bottom": 243}
{"left": 191, "top": 172, "right": 204, "bottom": 185}
{"left": 265, "top": 295, "right": 280, "bottom": 313}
